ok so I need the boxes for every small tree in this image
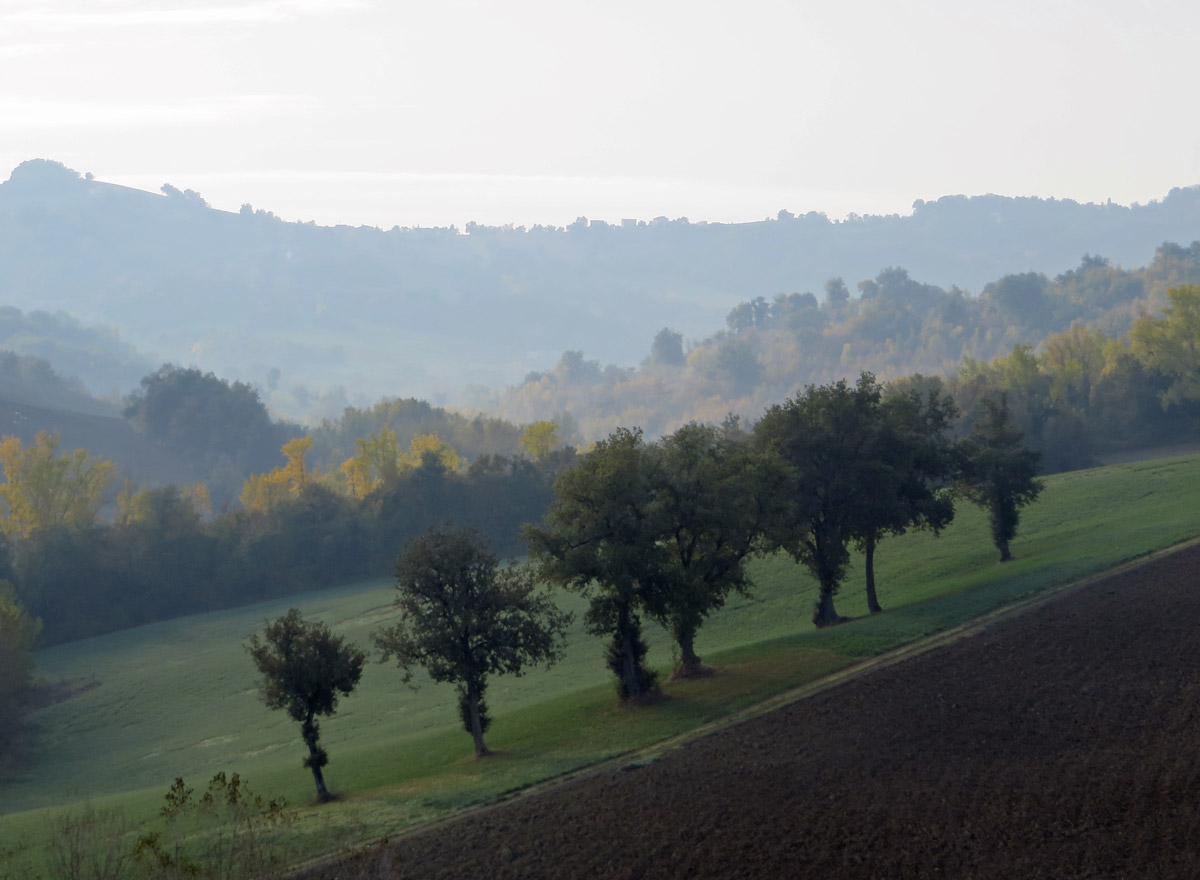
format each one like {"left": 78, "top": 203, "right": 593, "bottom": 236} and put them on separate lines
{"left": 648, "top": 327, "right": 686, "bottom": 367}
{"left": 49, "top": 804, "right": 131, "bottom": 880}
{"left": 956, "top": 395, "right": 1044, "bottom": 562}
{"left": 240, "top": 437, "right": 315, "bottom": 513}
{"left": 373, "top": 526, "right": 570, "bottom": 756}
{"left": 246, "top": 609, "right": 364, "bottom": 802}
{"left": 518, "top": 420, "right": 559, "bottom": 462}
{"left": 131, "top": 772, "right": 292, "bottom": 880}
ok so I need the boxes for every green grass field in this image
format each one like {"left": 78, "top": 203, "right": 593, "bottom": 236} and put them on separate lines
{"left": 3, "top": 453, "right": 1199, "bottom": 877}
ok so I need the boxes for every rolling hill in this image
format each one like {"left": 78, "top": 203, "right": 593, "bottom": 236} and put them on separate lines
{"left": 4, "top": 159, "right": 1200, "bottom": 422}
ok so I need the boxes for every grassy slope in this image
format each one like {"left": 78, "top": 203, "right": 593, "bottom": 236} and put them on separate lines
{"left": 3, "top": 454, "right": 1199, "bottom": 874}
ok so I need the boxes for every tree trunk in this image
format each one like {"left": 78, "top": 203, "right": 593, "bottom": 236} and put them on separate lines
{"left": 864, "top": 533, "right": 882, "bottom": 613}
{"left": 301, "top": 713, "right": 330, "bottom": 802}
{"left": 617, "top": 603, "right": 643, "bottom": 700}
{"left": 467, "top": 682, "right": 489, "bottom": 757}
{"left": 812, "top": 580, "right": 845, "bottom": 628}
{"left": 671, "top": 622, "right": 705, "bottom": 678}
{"left": 998, "top": 538, "right": 1012, "bottom": 562}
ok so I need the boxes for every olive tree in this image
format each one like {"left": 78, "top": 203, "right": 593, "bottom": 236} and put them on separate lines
{"left": 373, "top": 526, "right": 571, "bottom": 756}
{"left": 246, "top": 609, "right": 364, "bottom": 802}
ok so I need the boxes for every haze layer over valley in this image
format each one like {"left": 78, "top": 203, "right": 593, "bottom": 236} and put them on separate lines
{"left": 3, "top": 158, "right": 1200, "bottom": 425}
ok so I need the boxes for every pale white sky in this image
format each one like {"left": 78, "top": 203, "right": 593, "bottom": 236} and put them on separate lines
{"left": 2, "top": 0, "right": 1198, "bottom": 228}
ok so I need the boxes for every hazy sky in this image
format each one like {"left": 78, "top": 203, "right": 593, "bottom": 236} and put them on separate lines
{"left": 2, "top": 0, "right": 1198, "bottom": 228}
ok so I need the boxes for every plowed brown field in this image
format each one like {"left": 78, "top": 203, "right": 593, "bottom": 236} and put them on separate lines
{"left": 309, "top": 543, "right": 1200, "bottom": 879}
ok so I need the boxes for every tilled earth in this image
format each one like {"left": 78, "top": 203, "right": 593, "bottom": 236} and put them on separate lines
{"left": 312, "top": 544, "right": 1200, "bottom": 879}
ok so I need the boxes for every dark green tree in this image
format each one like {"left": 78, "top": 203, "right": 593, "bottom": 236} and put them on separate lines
{"left": 124, "top": 365, "right": 294, "bottom": 504}
{"left": 648, "top": 327, "right": 686, "bottom": 367}
{"left": 854, "top": 384, "right": 958, "bottom": 613}
{"left": 710, "top": 338, "right": 763, "bottom": 396}
{"left": 956, "top": 395, "right": 1044, "bottom": 562}
{"left": 373, "top": 526, "right": 571, "bottom": 756}
{"left": 754, "top": 373, "right": 885, "bottom": 628}
{"left": 725, "top": 296, "right": 771, "bottom": 332}
{"left": 644, "top": 424, "right": 777, "bottom": 677}
{"left": 985, "top": 271, "right": 1052, "bottom": 326}
{"left": 824, "top": 277, "right": 850, "bottom": 310}
{"left": 526, "top": 427, "right": 663, "bottom": 701}
{"left": 246, "top": 609, "right": 364, "bottom": 802}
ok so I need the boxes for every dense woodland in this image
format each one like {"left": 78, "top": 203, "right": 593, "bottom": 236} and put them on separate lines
{"left": 499, "top": 242, "right": 1200, "bottom": 456}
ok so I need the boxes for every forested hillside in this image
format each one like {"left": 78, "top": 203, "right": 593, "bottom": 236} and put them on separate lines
{"left": 4, "top": 159, "right": 1199, "bottom": 421}
{"left": 498, "top": 242, "right": 1200, "bottom": 457}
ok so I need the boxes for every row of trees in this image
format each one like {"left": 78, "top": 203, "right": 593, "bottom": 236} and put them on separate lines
{"left": 529, "top": 375, "right": 1042, "bottom": 697}
{"left": 250, "top": 374, "right": 1043, "bottom": 801}
{"left": 249, "top": 527, "right": 570, "bottom": 801}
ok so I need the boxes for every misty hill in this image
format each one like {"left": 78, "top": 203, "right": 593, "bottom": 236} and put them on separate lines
{"left": 0, "top": 348, "right": 115, "bottom": 417}
{"left": 0, "top": 306, "right": 157, "bottom": 398}
{"left": 0, "top": 348, "right": 198, "bottom": 490}
{"left": 3, "top": 158, "right": 1200, "bottom": 420}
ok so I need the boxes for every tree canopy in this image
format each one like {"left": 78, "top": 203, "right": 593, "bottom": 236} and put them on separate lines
{"left": 124, "top": 365, "right": 293, "bottom": 504}
{"left": 754, "top": 374, "right": 888, "bottom": 627}
{"left": 0, "top": 431, "right": 115, "bottom": 539}
{"left": 851, "top": 385, "right": 958, "bottom": 612}
{"left": 643, "top": 423, "right": 777, "bottom": 676}
{"left": 1130, "top": 284, "right": 1200, "bottom": 407}
{"left": 526, "top": 427, "right": 662, "bottom": 700}
{"left": 373, "top": 526, "right": 570, "bottom": 756}
{"left": 246, "top": 608, "right": 365, "bottom": 801}
{"left": 956, "top": 395, "right": 1044, "bottom": 562}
